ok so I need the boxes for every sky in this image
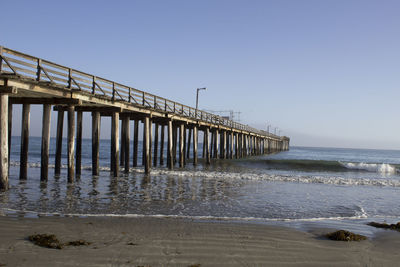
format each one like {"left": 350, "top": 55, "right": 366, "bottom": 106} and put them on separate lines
{"left": 1, "top": 0, "right": 400, "bottom": 149}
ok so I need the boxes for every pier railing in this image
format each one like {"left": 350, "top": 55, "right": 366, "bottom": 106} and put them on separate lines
{"left": 0, "top": 46, "right": 281, "bottom": 139}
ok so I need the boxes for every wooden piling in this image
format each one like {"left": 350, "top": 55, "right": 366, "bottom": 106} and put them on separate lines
{"left": 0, "top": 94, "right": 9, "bottom": 190}
{"left": 7, "top": 101, "right": 12, "bottom": 166}
{"left": 153, "top": 123, "right": 158, "bottom": 166}
{"left": 173, "top": 124, "right": 177, "bottom": 164}
{"left": 120, "top": 118, "right": 126, "bottom": 167}
{"left": 92, "top": 111, "right": 100, "bottom": 175}
{"left": 54, "top": 110, "right": 64, "bottom": 175}
{"left": 19, "top": 104, "right": 30, "bottom": 180}
{"left": 144, "top": 116, "right": 150, "bottom": 174}
{"left": 40, "top": 104, "right": 51, "bottom": 181}
{"left": 111, "top": 112, "right": 119, "bottom": 177}
{"left": 183, "top": 125, "right": 186, "bottom": 165}
{"left": 76, "top": 111, "right": 82, "bottom": 176}
{"left": 210, "top": 130, "right": 214, "bottom": 159}
{"left": 230, "top": 132, "right": 234, "bottom": 159}
{"left": 67, "top": 106, "right": 75, "bottom": 182}
{"left": 202, "top": 132, "right": 206, "bottom": 159}
{"left": 222, "top": 131, "right": 227, "bottom": 159}
{"left": 167, "top": 120, "right": 173, "bottom": 169}
{"left": 160, "top": 124, "right": 165, "bottom": 165}
{"left": 193, "top": 125, "right": 198, "bottom": 165}
{"left": 179, "top": 124, "right": 184, "bottom": 168}
{"left": 133, "top": 119, "right": 139, "bottom": 167}
{"left": 187, "top": 127, "right": 191, "bottom": 159}
{"left": 123, "top": 117, "right": 130, "bottom": 173}
{"left": 215, "top": 129, "right": 219, "bottom": 159}
{"left": 205, "top": 127, "right": 210, "bottom": 164}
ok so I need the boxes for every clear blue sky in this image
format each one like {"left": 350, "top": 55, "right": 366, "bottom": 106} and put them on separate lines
{"left": 2, "top": 0, "right": 400, "bottom": 149}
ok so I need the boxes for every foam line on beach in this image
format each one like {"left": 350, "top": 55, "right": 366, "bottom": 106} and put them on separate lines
{"left": 1, "top": 207, "right": 368, "bottom": 222}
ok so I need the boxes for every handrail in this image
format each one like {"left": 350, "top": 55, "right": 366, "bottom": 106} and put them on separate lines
{"left": 0, "top": 46, "right": 286, "bottom": 140}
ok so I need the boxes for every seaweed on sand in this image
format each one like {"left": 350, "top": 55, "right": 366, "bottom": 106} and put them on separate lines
{"left": 28, "top": 234, "right": 91, "bottom": 249}
{"left": 325, "top": 230, "right": 367, "bottom": 241}
{"left": 367, "top": 222, "right": 400, "bottom": 231}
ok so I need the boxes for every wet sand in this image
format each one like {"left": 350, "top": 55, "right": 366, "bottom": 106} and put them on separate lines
{"left": 0, "top": 216, "right": 399, "bottom": 266}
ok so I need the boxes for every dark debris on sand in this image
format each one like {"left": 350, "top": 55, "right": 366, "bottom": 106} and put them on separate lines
{"left": 325, "top": 230, "right": 367, "bottom": 242}
{"left": 28, "top": 234, "right": 91, "bottom": 249}
{"left": 368, "top": 222, "right": 400, "bottom": 231}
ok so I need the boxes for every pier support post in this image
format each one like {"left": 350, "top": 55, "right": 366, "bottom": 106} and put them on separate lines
{"left": 179, "top": 123, "right": 184, "bottom": 168}
{"left": 173, "top": 124, "right": 177, "bottom": 165}
{"left": 111, "top": 112, "right": 119, "bottom": 177}
{"left": 20, "top": 104, "right": 30, "bottom": 180}
{"left": 205, "top": 127, "right": 210, "bottom": 164}
{"left": 167, "top": 120, "right": 173, "bottom": 169}
{"left": 67, "top": 106, "right": 75, "bottom": 182}
{"left": 193, "top": 125, "right": 198, "bottom": 165}
{"left": 120, "top": 118, "right": 126, "bottom": 167}
{"left": 0, "top": 94, "right": 9, "bottom": 190}
{"left": 55, "top": 110, "right": 64, "bottom": 176}
{"left": 187, "top": 127, "right": 192, "bottom": 159}
{"left": 210, "top": 130, "right": 214, "bottom": 159}
{"left": 92, "top": 111, "right": 100, "bottom": 175}
{"left": 133, "top": 119, "right": 139, "bottom": 167}
{"left": 202, "top": 131, "right": 206, "bottom": 159}
{"left": 41, "top": 104, "right": 51, "bottom": 181}
{"left": 8, "top": 101, "right": 12, "bottom": 167}
{"left": 234, "top": 133, "right": 238, "bottom": 159}
{"left": 230, "top": 132, "right": 234, "bottom": 159}
{"left": 222, "top": 131, "right": 227, "bottom": 159}
{"left": 123, "top": 117, "right": 130, "bottom": 173}
{"left": 144, "top": 116, "right": 151, "bottom": 174}
{"left": 153, "top": 123, "right": 158, "bottom": 166}
{"left": 76, "top": 111, "right": 82, "bottom": 176}
{"left": 160, "top": 124, "right": 165, "bottom": 165}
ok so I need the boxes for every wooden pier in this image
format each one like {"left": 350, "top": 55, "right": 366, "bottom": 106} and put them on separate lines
{"left": 0, "top": 46, "right": 290, "bottom": 190}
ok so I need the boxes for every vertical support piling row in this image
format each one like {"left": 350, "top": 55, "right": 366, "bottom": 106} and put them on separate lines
{"left": 20, "top": 104, "right": 30, "bottom": 180}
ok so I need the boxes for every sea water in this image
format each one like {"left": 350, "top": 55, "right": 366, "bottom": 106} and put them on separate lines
{"left": 1, "top": 137, "right": 400, "bottom": 235}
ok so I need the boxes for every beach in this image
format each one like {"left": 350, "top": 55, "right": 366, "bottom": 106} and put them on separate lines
{"left": 1, "top": 215, "right": 400, "bottom": 266}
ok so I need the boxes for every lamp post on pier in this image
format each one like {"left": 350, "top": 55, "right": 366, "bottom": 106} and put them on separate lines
{"left": 195, "top": 87, "right": 206, "bottom": 118}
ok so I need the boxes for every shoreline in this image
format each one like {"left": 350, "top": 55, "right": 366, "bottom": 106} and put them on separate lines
{"left": 1, "top": 216, "right": 400, "bottom": 266}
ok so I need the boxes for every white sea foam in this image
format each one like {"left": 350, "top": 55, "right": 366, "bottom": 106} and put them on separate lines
{"left": 340, "top": 162, "right": 397, "bottom": 174}
{"left": 1, "top": 208, "right": 368, "bottom": 222}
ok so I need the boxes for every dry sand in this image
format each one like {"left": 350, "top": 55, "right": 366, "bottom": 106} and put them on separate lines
{"left": 0, "top": 216, "right": 399, "bottom": 266}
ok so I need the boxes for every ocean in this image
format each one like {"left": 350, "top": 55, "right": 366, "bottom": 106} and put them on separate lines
{"left": 1, "top": 136, "right": 400, "bottom": 236}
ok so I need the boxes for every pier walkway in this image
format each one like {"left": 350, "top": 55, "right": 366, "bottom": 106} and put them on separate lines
{"left": 0, "top": 46, "right": 289, "bottom": 190}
